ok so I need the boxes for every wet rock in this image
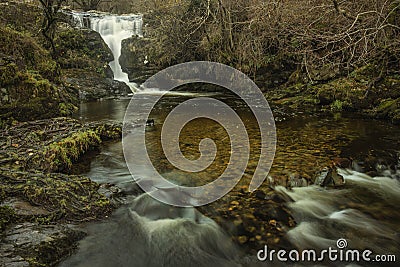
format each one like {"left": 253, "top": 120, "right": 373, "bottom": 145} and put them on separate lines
{"left": 120, "top": 36, "right": 161, "bottom": 83}
{"left": 314, "top": 166, "right": 345, "bottom": 187}
{"left": 0, "top": 223, "right": 85, "bottom": 267}
{"left": 254, "top": 190, "right": 266, "bottom": 200}
{"left": 64, "top": 69, "right": 131, "bottom": 102}
{"left": 333, "top": 157, "right": 352, "bottom": 168}
{"left": 287, "top": 173, "right": 308, "bottom": 188}
{"left": 198, "top": 187, "right": 296, "bottom": 254}
{"left": 2, "top": 198, "right": 50, "bottom": 217}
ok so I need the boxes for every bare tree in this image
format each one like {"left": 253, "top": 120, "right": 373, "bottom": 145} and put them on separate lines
{"left": 38, "top": 0, "right": 67, "bottom": 55}
{"left": 151, "top": 0, "right": 400, "bottom": 80}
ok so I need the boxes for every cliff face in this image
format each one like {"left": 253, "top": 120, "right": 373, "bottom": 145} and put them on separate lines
{"left": 120, "top": 36, "right": 161, "bottom": 84}
{"left": 0, "top": 25, "right": 78, "bottom": 123}
{"left": 0, "top": 1, "right": 132, "bottom": 125}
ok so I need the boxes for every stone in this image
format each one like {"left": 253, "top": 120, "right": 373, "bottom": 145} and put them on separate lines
{"left": 238, "top": 236, "right": 248, "bottom": 244}
{"left": 64, "top": 69, "right": 131, "bottom": 102}
{"left": 120, "top": 36, "right": 161, "bottom": 83}
{"left": 0, "top": 223, "right": 85, "bottom": 267}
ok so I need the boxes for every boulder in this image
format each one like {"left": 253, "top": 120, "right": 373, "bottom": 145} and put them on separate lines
{"left": 63, "top": 69, "right": 131, "bottom": 102}
{"left": 120, "top": 36, "right": 161, "bottom": 84}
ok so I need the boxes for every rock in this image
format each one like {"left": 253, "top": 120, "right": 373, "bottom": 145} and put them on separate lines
{"left": 238, "top": 236, "right": 248, "bottom": 244}
{"left": 287, "top": 173, "right": 308, "bottom": 188}
{"left": 120, "top": 36, "right": 161, "bottom": 83}
{"left": 64, "top": 69, "right": 131, "bottom": 102}
{"left": 254, "top": 190, "right": 266, "bottom": 200}
{"left": 57, "top": 28, "right": 113, "bottom": 78}
{"left": 314, "top": 166, "right": 344, "bottom": 187}
{"left": 0, "top": 223, "right": 85, "bottom": 267}
{"left": 333, "top": 157, "right": 352, "bottom": 168}
{"left": 2, "top": 198, "right": 50, "bottom": 217}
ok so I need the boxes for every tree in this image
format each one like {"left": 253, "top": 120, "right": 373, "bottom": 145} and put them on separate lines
{"left": 38, "top": 0, "right": 67, "bottom": 56}
{"left": 72, "top": 0, "right": 103, "bottom": 11}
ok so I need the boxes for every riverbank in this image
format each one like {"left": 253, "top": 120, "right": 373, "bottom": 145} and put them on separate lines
{"left": 117, "top": 2, "right": 400, "bottom": 125}
{"left": 0, "top": 118, "right": 122, "bottom": 266}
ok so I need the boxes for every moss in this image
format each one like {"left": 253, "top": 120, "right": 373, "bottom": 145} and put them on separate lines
{"left": 0, "top": 62, "right": 19, "bottom": 87}
{"left": 0, "top": 67, "right": 78, "bottom": 121}
{"left": 0, "top": 26, "right": 60, "bottom": 81}
{"left": 0, "top": 26, "right": 78, "bottom": 122}
{"left": 0, "top": 206, "right": 16, "bottom": 232}
{"left": 95, "top": 124, "right": 122, "bottom": 140}
{"left": 331, "top": 100, "right": 343, "bottom": 112}
{"left": 377, "top": 99, "right": 397, "bottom": 113}
{"left": 41, "top": 130, "right": 102, "bottom": 172}
{"left": 374, "top": 98, "right": 400, "bottom": 124}
{"left": 56, "top": 28, "right": 113, "bottom": 77}
{"left": 59, "top": 103, "right": 78, "bottom": 116}
{"left": 0, "top": 169, "right": 113, "bottom": 223}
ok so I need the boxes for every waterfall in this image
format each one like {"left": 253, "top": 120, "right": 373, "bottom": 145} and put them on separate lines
{"left": 71, "top": 12, "right": 143, "bottom": 92}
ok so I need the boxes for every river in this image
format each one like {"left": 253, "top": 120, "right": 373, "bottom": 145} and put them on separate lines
{"left": 58, "top": 94, "right": 400, "bottom": 267}
{"left": 61, "top": 11, "right": 399, "bottom": 267}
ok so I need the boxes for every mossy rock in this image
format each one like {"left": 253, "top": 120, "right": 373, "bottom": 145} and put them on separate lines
{"left": 0, "top": 205, "right": 16, "bottom": 232}
{"left": 0, "top": 169, "right": 113, "bottom": 223}
{"left": 0, "top": 26, "right": 60, "bottom": 81}
{"left": 56, "top": 28, "right": 113, "bottom": 78}
{"left": 0, "top": 69, "right": 78, "bottom": 121}
{"left": 0, "top": 1, "right": 42, "bottom": 39}
{"left": 374, "top": 98, "right": 400, "bottom": 124}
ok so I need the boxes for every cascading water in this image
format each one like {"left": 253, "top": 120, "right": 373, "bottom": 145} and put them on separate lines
{"left": 276, "top": 167, "right": 400, "bottom": 257}
{"left": 71, "top": 12, "right": 143, "bottom": 92}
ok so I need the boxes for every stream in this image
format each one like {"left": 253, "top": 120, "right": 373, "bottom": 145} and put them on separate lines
{"left": 60, "top": 96, "right": 400, "bottom": 267}
{"left": 59, "top": 11, "right": 400, "bottom": 267}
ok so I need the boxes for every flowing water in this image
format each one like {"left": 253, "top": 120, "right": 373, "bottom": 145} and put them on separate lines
{"left": 71, "top": 11, "right": 142, "bottom": 91}
{"left": 63, "top": 11, "right": 399, "bottom": 267}
{"left": 62, "top": 96, "right": 400, "bottom": 267}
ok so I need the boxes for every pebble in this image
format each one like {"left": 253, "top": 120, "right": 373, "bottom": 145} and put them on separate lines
{"left": 238, "top": 236, "right": 248, "bottom": 244}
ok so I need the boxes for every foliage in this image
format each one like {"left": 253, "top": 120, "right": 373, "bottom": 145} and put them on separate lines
{"left": 145, "top": 0, "right": 400, "bottom": 80}
{"left": 38, "top": 0, "right": 68, "bottom": 54}
{"left": 331, "top": 100, "right": 344, "bottom": 112}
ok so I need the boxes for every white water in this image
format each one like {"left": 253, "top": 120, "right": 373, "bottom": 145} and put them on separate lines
{"left": 60, "top": 194, "right": 242, "bottom": 267}
{"left": 72, "top": 12, "right": 143, "bottom": 92}
{"left": 276, "top": 168, "right": 400, "bottom": 256}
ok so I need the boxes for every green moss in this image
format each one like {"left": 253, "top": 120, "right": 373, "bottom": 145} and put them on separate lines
{"left": 0, "top": 206, "right": 16, "bottom": 232}
{"left": 377, "top": 99, "right": 397, "bottom": 113}
{"left": 0, "top": 26, "right": 78, "bottom": 122}
{"left": 59, "top": 103, "right": 78, "bottom": 116}
{"left": 42, "top": 130, "right": 102, "bottom": 172}
{"left": 0, "top": 26, "right": 60, "bottom": 81}
{"left": 0, "top": 62, "right": 19, "bottom": 87}
{"left": 95, "top": 124, "right": 122, "bottom": 140}
{"left": 331, "top": 100, "right": 343, "bottom": 112}
{"left": 1, "top": 169, "right": 113, "bottom": 223}
{"left": 56, "top": 28, "right": 113, "bottom": 76}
